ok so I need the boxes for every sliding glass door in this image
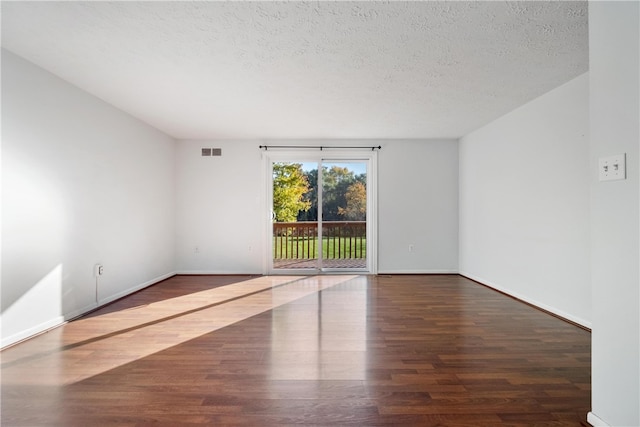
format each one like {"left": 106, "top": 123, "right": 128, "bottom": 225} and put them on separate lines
{"left": 267, "top": 153, "right": 375, "bottom": 274}
{"left": 320, "top": 161, "right": 367, "bottom": 271}
{"left": 271, "top": 161, "right": 320, "bottom": 270}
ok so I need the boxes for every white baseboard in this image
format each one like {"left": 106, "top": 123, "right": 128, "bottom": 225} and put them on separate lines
{"left": 97, "top": 271, "right": 176, "bottom": 306}
{"left": 1, "top": 271, "right": 176, "bottom": 349}
{"left": 177, "top": 270, "right": 460, "bottom": 276}
{"left": 175, "top": 270, "right": 262, "bottom": 275}
{"left": 1, "top": 316, "right": 65, "bottom": 348}
{"left": 64, "top": 302, "right": 101, "bottom": 322}
{"left": 587, "top": 412, "right": 611, "bottom": 427}
{"left": 459, "top": 271, "right": 592, "bottom": 330}
{"left": 377, "top": 269, "right": 459, "bottom": 275}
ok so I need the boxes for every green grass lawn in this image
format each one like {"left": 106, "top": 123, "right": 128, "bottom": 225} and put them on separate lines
{"left": 273, "top": 236, "right": 366, "bottom": 259}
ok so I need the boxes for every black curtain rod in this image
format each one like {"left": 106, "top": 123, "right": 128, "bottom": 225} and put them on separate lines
{"left": 259, "top": 145, "right": 381, "bottom": 151}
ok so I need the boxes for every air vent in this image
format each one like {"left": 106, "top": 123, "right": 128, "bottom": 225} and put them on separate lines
{"left": 201, "top": 148, "right": 221, "bottom": 157}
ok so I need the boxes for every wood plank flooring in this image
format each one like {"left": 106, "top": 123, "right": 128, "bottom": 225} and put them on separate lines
{"left": 1, "top": 275, "right": 591, "bottom": 426}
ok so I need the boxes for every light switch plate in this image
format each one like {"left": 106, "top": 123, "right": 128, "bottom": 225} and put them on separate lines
{"left": 599, "top": 154, "right": 626, "bottom": 181}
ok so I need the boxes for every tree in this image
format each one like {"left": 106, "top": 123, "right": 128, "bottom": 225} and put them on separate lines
{"left": 297, "top": 168, "right": 318, "bottom": 221}
{"left": 321, "top": 166, "right": 357, "bottom": 220}
{"left": 298, "top": 166, "right": 367, "bottom": 221}
{"left": 338, "top": 181, "right": 366, "bottom": 220}
{"left": 272, "top": 163, "right": 311, "bottom": 222}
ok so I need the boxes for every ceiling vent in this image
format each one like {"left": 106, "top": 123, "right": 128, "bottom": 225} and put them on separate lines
{"left": 201, "top": 148, "right": 212, "bottom": 156}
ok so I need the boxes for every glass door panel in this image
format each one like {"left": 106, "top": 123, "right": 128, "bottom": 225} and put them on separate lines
{"left": 272, "top": 161, "right": 319, "bottom": 271}
{"left": 270, "top": 159, "right": 369, "bottom": 273}
{"left": 321, "top": 161, "right": 367, "bottom": 271}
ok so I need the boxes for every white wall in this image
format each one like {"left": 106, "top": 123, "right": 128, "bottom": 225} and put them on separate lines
{"left": 175, "top": 139, "right": 459, "bottom": 274}
{"left": 175, "top": 140, "right": 264, "bottom": 274}
{"left": 588, "top": 3, "right": 640, "bottom": 426}
{"left": 459, "top": 73, "right": 591, "bottom": 327}
{"left": 378, "top": 139, "right": 458, "bottom": 273}
{"left": 1, "top": 50, "right": 177, "bottom": 347}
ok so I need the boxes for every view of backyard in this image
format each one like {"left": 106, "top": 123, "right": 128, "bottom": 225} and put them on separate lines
{"left": 272, "top": 161, "right": 367, "bottom": 270}
{"left": 273, "top": 222, "right": 367, "bottom": 259}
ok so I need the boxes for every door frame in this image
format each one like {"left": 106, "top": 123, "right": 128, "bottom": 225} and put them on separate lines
{"left": 263, "top": 149, "right": 378, "bottom": 275}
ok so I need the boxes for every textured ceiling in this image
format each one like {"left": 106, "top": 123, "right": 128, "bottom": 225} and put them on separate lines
{"left": 1, "top": 1, "right": 588, "bottom": 140}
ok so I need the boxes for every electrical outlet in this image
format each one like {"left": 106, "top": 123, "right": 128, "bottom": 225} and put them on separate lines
{"left": 94, "top": 264, "right": 104, "bottom": 277}
{"left": 599, "top": 154, "right": 626, "bottom": 181}
{"left": 408, "top": 244, "right": 414, "bottom": 253}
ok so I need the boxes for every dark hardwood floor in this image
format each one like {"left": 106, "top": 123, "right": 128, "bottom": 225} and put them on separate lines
{"left": 1, "top": 274, "right": 591, "bottom": 426}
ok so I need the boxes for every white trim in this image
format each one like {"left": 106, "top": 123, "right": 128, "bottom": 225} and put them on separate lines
{"left": 459, "top": 271, "right": 592, "bottom": 329}
{"left": 378, "top": 269, "right": 459, "bottom": 275}
{"left": 587, "top": 412, "right": 611, "bottom": 427}
{"left": 64, "top": 302, "right": 103, "bottom": 322}
{"left": 97, "top": 271, "right": 176, "bottom": 306}
{"left": 263, "top": 150, "right": 378, "bottom": 276}
{"left": 1, "top": 271, "right": 177, "bottom": 349}
{"left": 1, "top": 316, "right": 65, "bottom": 348}
{"left": 368, "top": 152, "right": 379, "bottom": 274}
{"left": 175, "top": 270, "right": 262, "bottom": 275}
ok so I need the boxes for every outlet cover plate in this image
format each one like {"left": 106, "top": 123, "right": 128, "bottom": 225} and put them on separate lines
{"left": 599, "top": 154, "right": 626, "bottom": 181}
{"left": 94, "top": 264, "right": 104, "bottom": 277}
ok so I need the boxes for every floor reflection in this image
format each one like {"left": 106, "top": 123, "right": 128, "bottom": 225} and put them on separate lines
{"left": 1, "top": 275, "right": 358, "bottom": 386}
{"left": 268, "top": 276, "right": 368, "bottom": 380}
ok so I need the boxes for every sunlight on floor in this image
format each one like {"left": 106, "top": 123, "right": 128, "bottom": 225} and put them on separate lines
{"left": 1, "top": 275, "right": 359, "bottom": 386}
{"left": 268, "top": 276, "right": 369, "bottom": 381}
